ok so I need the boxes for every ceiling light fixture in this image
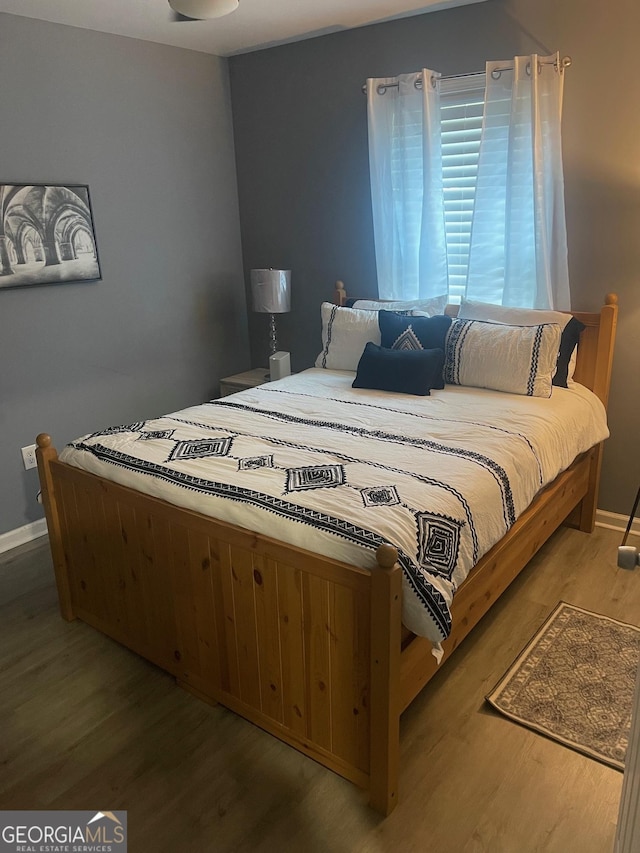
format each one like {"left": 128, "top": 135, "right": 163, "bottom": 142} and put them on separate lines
{"left": 168, "top": 0, "right": 239, "bottom": 20}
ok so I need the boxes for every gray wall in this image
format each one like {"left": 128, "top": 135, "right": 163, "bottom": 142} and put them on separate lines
{"left": 229, "top": 0, "right": 640, "bottom": 516}
{"left": 0, "top": 13, "right": 248, "bottom": 536}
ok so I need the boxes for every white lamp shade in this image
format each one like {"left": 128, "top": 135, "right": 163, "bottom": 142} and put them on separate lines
{"left": 169, "top": 0, "right": 239, "bottom": 20}
{"left": 251, "top": 269, "right": 291, "bottom": 314}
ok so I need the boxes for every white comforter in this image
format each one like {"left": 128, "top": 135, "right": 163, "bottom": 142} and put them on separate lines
{"left": 60, "top": 368, "right": 609, "bottom": 646}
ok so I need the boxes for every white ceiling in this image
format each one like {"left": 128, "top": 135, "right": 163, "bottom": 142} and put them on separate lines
{"left": 0, "top": 0, "right": 487, "bottom": 57}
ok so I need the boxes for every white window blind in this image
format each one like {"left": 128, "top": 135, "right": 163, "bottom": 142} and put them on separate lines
{"left": 439, "top": 75, "right": 485, "bottom": 302}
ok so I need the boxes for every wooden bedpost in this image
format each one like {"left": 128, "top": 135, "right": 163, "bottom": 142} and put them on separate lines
{"left": 369, "top": 543, "right": 402, "bottom": 815}
{"left": 591, "top": 293, "right": 618, "bottom": 408}
{"left": 36, "top": 433, "right": 75, "bottom": 621}
{"left": 573, "top": 293, "right": 619, "bottom": 532}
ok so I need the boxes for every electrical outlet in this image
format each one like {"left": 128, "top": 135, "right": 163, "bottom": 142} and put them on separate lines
{"left": 21, "top": 444, "right": 38, "bottom": 470}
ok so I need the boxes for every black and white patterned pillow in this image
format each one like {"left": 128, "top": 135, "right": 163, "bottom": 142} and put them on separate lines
{"left": 379, "top": 310, "right": 452, "bottom": 353}
{"left": 315, "top": 303, "right": 380, "bottom": 371}
{"left": 457, "top": 299, "right": 585, "bottom": 388}
{"left": 444, "top": 318, "right": 562, "bottom": 397}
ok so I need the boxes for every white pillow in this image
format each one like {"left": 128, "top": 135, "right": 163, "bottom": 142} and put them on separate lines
{"left": 352, "top": 294, "right": 447, "bottom": 316}
{"left": 458, "top": 299, "right": 577, "bottom": 383}
{"left": 315, "top": 303, "right": 380, "bottom": 371}
{"left": 458, "top": 298, "right": 570, "bottom": 326}
{"left": 444, "top": 318, "right": 562, "bottom": 397}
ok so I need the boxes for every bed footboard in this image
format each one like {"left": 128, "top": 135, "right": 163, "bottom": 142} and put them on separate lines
{"left": 36, "top": 435, "right": 403, "bottom": 814}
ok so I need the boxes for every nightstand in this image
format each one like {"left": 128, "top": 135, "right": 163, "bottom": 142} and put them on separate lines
{"left": 219, "top": 368, "right": 270, "bottom": 397}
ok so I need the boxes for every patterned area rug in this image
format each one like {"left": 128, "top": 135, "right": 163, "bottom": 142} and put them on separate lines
{"left": 486, "top": 602, "right": 640, "bottom": 769}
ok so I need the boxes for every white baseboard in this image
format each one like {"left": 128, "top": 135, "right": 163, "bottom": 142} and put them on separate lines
{"left": 0, "top": 509, "right": 636, "bottom": 558}
{"left": 596, "top": 510, "right": 640, "bottom": 538}
{"left": 0, "top": 518, "right": 48, "bottom": 555}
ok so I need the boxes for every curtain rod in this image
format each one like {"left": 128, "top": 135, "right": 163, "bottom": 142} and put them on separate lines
{"left": 361, "top": 55, "right": 572, "bottom": 94}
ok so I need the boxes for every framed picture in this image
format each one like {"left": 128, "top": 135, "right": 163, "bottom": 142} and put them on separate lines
{"left": 0, "top": 183, "right": 101, "bottom": 289}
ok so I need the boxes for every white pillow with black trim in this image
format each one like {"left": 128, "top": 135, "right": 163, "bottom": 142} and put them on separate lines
{"left": 444, "top": 318, "right": 562, "bottom": 397}
{"left": 315, "top": 302, "right": 380, "bottom": 371}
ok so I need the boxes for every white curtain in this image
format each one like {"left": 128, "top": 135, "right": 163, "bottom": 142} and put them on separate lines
{"left": 466, "top": 53, "right": 570, "bottom": 309}
{"left": 367, "top": 70, "right": 448, "bottom": 300}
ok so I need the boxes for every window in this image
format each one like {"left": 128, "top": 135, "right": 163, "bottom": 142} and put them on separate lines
{"left": 368, "top": 55, "right": 569, "bottom": 309}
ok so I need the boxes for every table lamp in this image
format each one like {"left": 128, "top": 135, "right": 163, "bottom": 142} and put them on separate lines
{"left": 251, "top": 269, "right": 291, "bottom": 356}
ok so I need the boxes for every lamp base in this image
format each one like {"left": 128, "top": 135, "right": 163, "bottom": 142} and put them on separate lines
{"left": 269, "top": 351, "right": 291, "bottom": 380}
{"left": 268, "top": 313, "right": 278, "bottom": 356}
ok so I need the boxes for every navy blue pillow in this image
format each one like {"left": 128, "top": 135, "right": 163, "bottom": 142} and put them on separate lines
{"left": 552, "top": 316, "right": 585, "bottom": 387}
{"left": 379, "top": 310, "right": 452, "bottom": 352}
{"left": 352, "top": 343, "right": 445, "bottom": 396}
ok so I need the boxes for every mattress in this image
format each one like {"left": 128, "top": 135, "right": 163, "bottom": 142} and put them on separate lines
{"left": 59, "top": 368, "right": 609, "bottom": 648}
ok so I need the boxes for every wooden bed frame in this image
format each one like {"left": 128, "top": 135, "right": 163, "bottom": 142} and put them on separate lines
{"left": 36, "top": 290, "right": 618, "bottom": 815}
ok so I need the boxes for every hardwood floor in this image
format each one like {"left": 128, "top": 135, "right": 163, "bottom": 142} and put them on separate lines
{"left": 1, "top": 525, "right": 635, "bottom": 852}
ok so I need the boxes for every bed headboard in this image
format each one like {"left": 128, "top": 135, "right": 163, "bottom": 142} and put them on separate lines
{"left": 332, "top": 281, "right": 618, "bottom": 408}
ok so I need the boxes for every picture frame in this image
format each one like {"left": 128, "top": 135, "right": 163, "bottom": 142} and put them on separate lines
{"left": 0, "top": 183, "right": 101, "bottom": 289}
